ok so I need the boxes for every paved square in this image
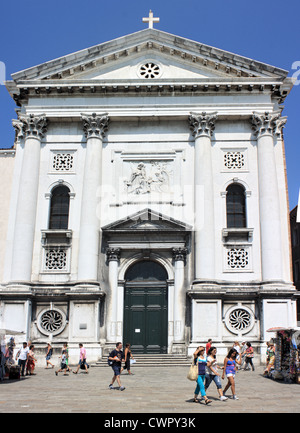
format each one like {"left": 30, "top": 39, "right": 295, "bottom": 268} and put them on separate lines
{"left": 0, "top": 365, "right": 300, "bottom": 413}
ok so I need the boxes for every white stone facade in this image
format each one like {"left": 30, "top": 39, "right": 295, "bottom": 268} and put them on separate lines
{"left": 0, "top": 29, "right": 297, "bottom": 363}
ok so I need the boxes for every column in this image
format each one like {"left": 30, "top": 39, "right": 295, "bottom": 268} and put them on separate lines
{"left": 172, "top": 247, "right": 187, "bottom": 348}
{"left": 77, "top": 113, "right": 109, "bottom": 281}
{"left": 252, "top": 111, "right": 286, "bottom": 281}
{"left": 106, "top": 248, "right": 120, "bottom": 343}
{"left": 188, "top": 112, "right": 218, "bottom": 280}
{"left": 11, "top": 113, "right": 47, "bottom": 282}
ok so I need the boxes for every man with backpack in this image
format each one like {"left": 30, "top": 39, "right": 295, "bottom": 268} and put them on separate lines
{"left": 108, "top": 342, "right": 125, "bottom": 391}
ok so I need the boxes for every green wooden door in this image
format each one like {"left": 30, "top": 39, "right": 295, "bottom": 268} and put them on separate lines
{"left": 123, "top": 283, "right": 168, "bottom": 354}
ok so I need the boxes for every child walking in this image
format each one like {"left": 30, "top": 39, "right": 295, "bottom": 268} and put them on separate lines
{"left": 55, "top": 350, "right": 69, "bottom": 376}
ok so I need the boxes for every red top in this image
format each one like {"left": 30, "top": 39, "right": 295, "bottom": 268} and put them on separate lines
{"left": 206, "top": 342, "right": 211, "bottom": 354}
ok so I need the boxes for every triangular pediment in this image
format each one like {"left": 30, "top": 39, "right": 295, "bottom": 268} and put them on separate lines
{"left": 102, "top": 208, "right": 191, "bottom": 232}
{"left": 10, "top": 29, "right": 288, "bottom": 84}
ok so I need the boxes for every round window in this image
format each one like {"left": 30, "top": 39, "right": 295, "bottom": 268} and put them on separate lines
{"left": 138, "top": 62, "right": 161, "bottom": 79}
{"left": 36, "top": 308, "right": 67, "bottom": 336}
{"left": 224, "top": 306, "right": 255, "bottom": 335}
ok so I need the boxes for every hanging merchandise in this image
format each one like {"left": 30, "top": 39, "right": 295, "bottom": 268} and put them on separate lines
{"left": 267, "top": 327, "right": 300, "bottom": 384}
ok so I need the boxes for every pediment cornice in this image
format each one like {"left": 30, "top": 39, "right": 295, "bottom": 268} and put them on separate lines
{"left": 10, "top": 29, "right": 289, "bottom": 84}
{"left": 102, "top": 208, "right": 192, "bottom": 233}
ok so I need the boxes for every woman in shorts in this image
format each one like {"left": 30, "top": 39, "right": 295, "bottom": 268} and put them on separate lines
{"left": 222, "top": 348, "right": 242, "bottom": 400}
{"left": 45, "top": 343, "right": 54, "bottom": 369}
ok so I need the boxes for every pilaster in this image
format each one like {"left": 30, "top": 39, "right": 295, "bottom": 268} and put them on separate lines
{"left": 172, "top": 247, "right": 187, "bottom": 351}
{"left": 106, "top": 248, "right": 121, "bottom": 343}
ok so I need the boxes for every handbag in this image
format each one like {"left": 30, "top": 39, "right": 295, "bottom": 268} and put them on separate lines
{"left": 187, "top": 362, "right": 198, "bottom": 381}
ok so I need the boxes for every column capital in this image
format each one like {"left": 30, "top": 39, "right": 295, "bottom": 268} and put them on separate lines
{"left": 172, "top": 247, "right": 187, "bottom": 262}
{"left": 106, "top": 248, "right": 121, "bottom": 262}
{"left": 188, "top": 111, "right": 218, "bottom": 138}
{"left": 251, "top": 111, "right": 287, "bottom": 139}
{"left": 12, "top": 113, "right": 47, "bottom": 140}
{"left": 81, "top": 112, "right": 110, "bottom": 139}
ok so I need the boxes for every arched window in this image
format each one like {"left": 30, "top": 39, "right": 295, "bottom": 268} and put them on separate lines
{"left": 49, "top": 185, "right": 70, "bottom": 229}
{"left": 226, "top": 183, "right": 246, "bottom": 228}
{"left": 125, "top": 260, "right": 168, "bottom": 282}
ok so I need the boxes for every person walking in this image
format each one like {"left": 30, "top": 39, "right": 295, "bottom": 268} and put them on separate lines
{"left": 232, "top": 341, "right": 241, "bottom": 370}
{"left": 16, "top": 342, "right": 29, "bottom": 377}
{"left": 193, "top": 346, "right": 212, "bottom": 404}
{"left": 206, "top": 339, "right": 212, "bottom": 355}
{"left": 205, "top": 347, "right": 228, "bottom": 401}
{"left": 222, "top": 348, "right": 242, "bottom": 400}
{"left": 26, "top": 344, "right": 37, "bottom": 375}
{"left": 73, "top": 343, "right": 89, "bottom": 374}
{"left": 240, "top": 341, "right": 247, "bottom": 369}
{"left": 243, "top": 342, "right": 255, "bottom": 371}
{"left": 45, "top": 343, "right": 54, "bottom": 369}
{"left": 55, "top": 349, "right": 69, "bottom": 376}
{"left": 108, "top": 342, "right": 125, "bottom": 391}
{"left": 264, "top": 341, "right": 275, "bottom": 375}
{"left": 62, "top": 343, "right": 71, "bottom": 372}
{"left": 122, "top": 343, "right": 135, "bottom": 375}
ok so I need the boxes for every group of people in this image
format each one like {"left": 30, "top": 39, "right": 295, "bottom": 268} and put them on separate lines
{"left": 14, "top": 341, "right": 89, "bottom": 378}
{"left": 53, "top": 343, "right": 89, "bottom": 376}
{"left": 15, "top": 342, "right": 37, "bottom": 377}
{"left": 193, "top": 339, "right": 256, "bottom": 404}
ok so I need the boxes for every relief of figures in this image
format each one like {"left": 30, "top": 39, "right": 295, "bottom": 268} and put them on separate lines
{"left": 124, "top": 161, "right": 171, "bottom": 195}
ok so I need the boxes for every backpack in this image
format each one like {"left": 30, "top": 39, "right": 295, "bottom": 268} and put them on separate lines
{"left": 107, "top": 356, "right": 113, "bottom": 366}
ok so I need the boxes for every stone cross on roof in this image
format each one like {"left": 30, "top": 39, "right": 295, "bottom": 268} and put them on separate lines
{"left": 142, "top": 10, "right": 160, "bottom": 29}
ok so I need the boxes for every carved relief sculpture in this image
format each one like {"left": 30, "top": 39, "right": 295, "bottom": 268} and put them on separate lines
{"left": 124, "top": 161, "right": 171, "bottom": 194}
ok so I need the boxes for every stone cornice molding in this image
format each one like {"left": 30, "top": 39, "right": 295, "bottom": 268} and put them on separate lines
{"left": 251, "top": 111, "right": 287, "bottom": 139}
{"left": 81, "top": 112, "right": 110, "bottom": 139}
{"left": 188, "top": 111, "right": 218, "bottom": 138}
{"left": 10, "top": 29, "right": 289, "bottom": 83}
{"left": 106, "top": 247, "right": 121, "bottom": 262}
{"left": 12, "top": 113, "right": 47, "bottom": 140}
{"left": 172, "top": 247, "right": 187, "bottom": 262}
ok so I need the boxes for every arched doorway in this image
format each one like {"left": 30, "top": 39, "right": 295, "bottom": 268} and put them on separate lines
{"left": 123, "top": 260, "right": 168, "bottom": 354}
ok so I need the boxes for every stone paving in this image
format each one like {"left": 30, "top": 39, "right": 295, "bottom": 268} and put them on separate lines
{"left": 0, "top": 364, "right": 300, "bottom": 413}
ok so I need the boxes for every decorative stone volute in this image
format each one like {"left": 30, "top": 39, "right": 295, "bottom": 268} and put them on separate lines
{"left": 12, "top": 113, "right": 47, "bottom": 140}
{"left": 251, "top": 111, "right": 287, "bottom": 138}
{"left": 188, "top": 111, "right": 218, "bottom": 138}
{"left": 81, "top": 112, "right": 110, "bottom": 139}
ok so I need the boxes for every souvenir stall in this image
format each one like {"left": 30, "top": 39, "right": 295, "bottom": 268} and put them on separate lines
{"left": 0, "top": 331, "right": 6, "bottom": 381}
{"left": 267, "top": 327, "right": 300, "bottom": 383}
{"left": 0, "top": 329, "right": 22, "bottom": 380}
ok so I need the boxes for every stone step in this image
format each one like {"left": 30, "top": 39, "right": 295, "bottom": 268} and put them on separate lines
{"left": 93, "top": 354, "right": 192, "bottom": 367}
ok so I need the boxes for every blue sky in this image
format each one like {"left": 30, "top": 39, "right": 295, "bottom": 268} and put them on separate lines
{"left": 0, "top": 0, "right": 299, "bottom": 209}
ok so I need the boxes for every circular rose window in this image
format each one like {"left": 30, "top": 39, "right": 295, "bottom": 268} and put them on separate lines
{"left": 139, "top": 62, "right": 161, "bottom": 79}
{"left": 224, "top": 306, "right": 255, "bottom": 335}
{"left": 36, "top": 308, "right": 67, "bottom": 336}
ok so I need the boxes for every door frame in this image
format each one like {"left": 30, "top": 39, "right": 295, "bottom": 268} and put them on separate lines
{"left": 117, "top": 254, "right": 175, "bottom": 354}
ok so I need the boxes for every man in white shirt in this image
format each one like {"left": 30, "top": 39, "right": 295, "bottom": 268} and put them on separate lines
{"left": 17, "top": 342, "right": 29, "bottom": 376}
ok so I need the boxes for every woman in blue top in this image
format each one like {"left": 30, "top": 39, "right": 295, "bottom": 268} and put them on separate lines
{"left": 193, "top": 346, "right": 212, "bottom": 404}
{"left": 222, "top": 348, "right": 242, "bottom": 400}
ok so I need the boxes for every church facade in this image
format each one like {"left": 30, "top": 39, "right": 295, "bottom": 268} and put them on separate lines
{"left": 0, "top": 27, "right": 297, "bottom": 362}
